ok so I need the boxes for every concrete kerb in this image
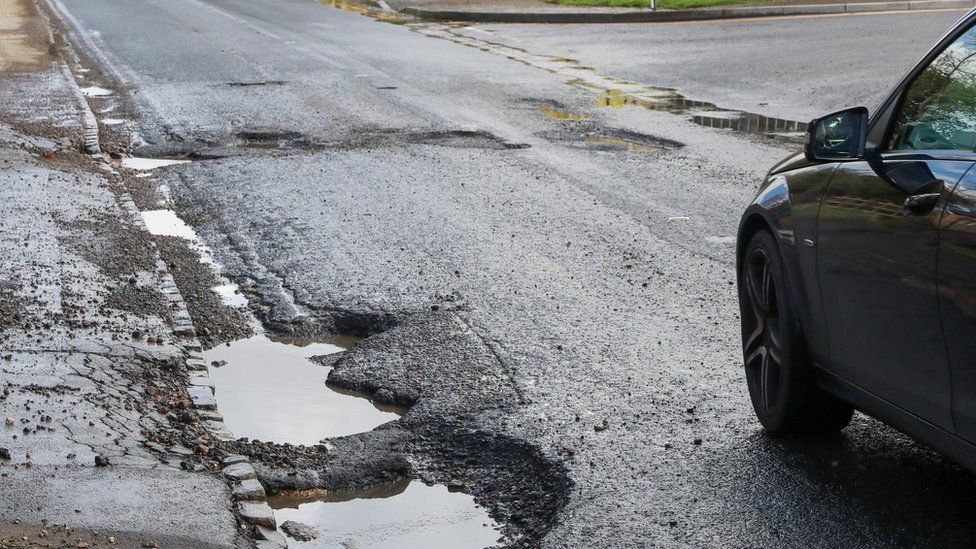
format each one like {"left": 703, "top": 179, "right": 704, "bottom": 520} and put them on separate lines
{"left": 400, "top": 0, "right": 974, "bottom": 23}
{"left": 43, "top": 4, "right": 287, "bottom": 543}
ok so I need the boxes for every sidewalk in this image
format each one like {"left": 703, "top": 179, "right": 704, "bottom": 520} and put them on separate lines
{"left": 0, "top": 0, "right": 241, "bottom": 546}
{"left": 391, "top": 0, "right": 974, "bottom": 23}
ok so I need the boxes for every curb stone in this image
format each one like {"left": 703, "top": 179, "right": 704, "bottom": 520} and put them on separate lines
{"left": 41, "top": 8, "right": 288, "bottom": 542}
{"left": 400, "top": 0, "right": 974, "bottom": 23}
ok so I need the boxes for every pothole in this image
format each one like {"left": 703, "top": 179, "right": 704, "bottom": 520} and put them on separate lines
{"left": 235, "top": 130, "right": 319, "bottom": 151}
{"left": 205, "top": 334, "right": 404, "bottom": 445}
{"left": 268, "top": 479, "right": 502, "bottom": 548}
{"left": 79, "top": 85, "right": 112, "bottom": 97}
{"left": 583, "top": 135, "right": 666, "bottom": 154}
{"left": 227, "top": 80, "right": 288, "bottom": 87}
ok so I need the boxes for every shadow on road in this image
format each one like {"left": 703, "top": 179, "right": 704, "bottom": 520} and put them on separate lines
{"left": 730, "top": 416, "right": 976, "bottom": 547}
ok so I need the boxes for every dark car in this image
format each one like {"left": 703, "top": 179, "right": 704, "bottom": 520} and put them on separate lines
{"left": 737, "top": 8, "right": 976, "bottom": 468}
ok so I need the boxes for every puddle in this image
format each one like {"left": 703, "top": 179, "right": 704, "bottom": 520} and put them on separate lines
{"left": 268, "top": 479, "right": 502, "bottom": 548}
{"left": 141, "top": 209, "right": 197, "bottom": 239}
{"left": 205, "top": 335, "right": 402, "bottom": 445}
{"left": 583, "top": 135, "right": 665, "bottom": 154}
{"left": 418, "top": 26, "right": 807, "bottom": 141}
{"left": 79, "top": 86, "right": 112, "bottom": 97}
{"left": 121, "top": 157, "right": 192, "bottom": 170}
{"left": 140, "top": 209, "right": 247, "bottom": 307}
{"left": 536, "top": 103, "right": 589, "bottom": 121}
{"left": 323, "top": 0, "right": 413, "bottom": 23}
{"left": 212, "top": 283, "right": 249, "bottom": 308}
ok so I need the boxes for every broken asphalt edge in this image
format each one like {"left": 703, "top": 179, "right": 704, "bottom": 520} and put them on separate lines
{"left": 35, "top": 0, "right": 285, "bottom": 545}
{"left": 400, "top": 0, "right": 974, "bottom": 23}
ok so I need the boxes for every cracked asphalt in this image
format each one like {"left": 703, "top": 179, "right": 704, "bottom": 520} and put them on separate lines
{"left": 16, "top": 0, "right": 976, "bottom": 547}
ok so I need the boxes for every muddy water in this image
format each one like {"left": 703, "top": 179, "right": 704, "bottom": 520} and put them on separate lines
{"left": 205, "top": 335, "right": 402, "bottom": 445}
{"left": 268, "top": 479, "right": 502, "bottom": 548}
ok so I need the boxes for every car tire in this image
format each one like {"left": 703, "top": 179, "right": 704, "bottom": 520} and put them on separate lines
{"left": 739, "top": 229, "right": 853, "bottom": 434}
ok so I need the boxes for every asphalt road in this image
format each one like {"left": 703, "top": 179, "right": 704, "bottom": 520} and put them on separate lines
{"left": 45, "top": 1, "right": 976, "bottom": 547}
{"left": 468, "top": 9, "right": 968, "bottom": 121}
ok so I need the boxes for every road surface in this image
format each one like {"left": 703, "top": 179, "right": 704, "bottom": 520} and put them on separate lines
{"left": 42, "top": 1, "right": 976, "bottom": 546}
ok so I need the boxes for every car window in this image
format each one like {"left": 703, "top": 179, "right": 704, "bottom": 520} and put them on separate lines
{"left": 889, "top": 25, "right": 976, "bottom": 152}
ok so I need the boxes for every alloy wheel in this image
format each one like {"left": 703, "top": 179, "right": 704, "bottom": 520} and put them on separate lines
{"left": 743, "top": 246, "right": 783, "bottom": 415}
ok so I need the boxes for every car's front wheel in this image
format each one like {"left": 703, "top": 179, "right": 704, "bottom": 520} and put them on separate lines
{"left": 739, "top": 229, "right": 853, "bottom": 434}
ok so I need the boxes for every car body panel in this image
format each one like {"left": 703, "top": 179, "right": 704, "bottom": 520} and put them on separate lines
{"left": 939, "top": 168, "right": 976, "bottom": 441}
{"left": 816, "top": 158, "right": 970, "bottom": 431}
{"left": 739, "top": 163, "right": 837, "bottom": 365}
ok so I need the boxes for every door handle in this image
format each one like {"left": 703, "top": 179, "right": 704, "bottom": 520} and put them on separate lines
{"left": 904, "top": 193, "right": 941, "bottom": 214}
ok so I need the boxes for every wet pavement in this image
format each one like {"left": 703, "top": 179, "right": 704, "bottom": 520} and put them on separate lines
{"left": 36, "top": 0, "right": 976, "bottom": 547}
{"left": 0, "top": 2, "right": 242, "bottom": 541}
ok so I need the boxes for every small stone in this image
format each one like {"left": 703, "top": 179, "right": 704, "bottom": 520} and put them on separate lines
{"left": 108, "top": 536, "right": 115, "bottom": 544}
{"left": 94, "top": 455, "right": 109, "bottom": 467}
{"left": 280, "top": 520, "right": 317, "bottom": 542}
{"left": 693, "top": 438, "right": 702, "bottom": 446}
{"left": 5, "top": 418, "right": 13, "bottom": 426}
{"left": 0, "top": 448, "right": 10, "bottom": 460}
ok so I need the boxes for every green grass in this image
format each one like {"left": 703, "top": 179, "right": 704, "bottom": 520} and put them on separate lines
{"left": 547, "top": 0, "right": 753, "bottom": 9}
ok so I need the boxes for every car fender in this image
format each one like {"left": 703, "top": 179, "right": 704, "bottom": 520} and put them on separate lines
{"left": 737, "top": 161, "right": 838, "bottom": 364}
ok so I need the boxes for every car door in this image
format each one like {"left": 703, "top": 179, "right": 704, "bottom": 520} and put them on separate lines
{"left": 815, "top": 23, "right": 976, "bottom": 431}
{"left": 940, "top": 168, "right": 976, "bottom": 442}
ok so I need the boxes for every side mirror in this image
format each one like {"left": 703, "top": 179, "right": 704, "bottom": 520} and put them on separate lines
{"left": 804, "top": 106, "right": 869, "bottom": 162}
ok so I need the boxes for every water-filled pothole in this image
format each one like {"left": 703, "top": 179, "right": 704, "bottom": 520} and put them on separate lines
{"left": 121, "top": 157, "right": 192, "bottom": 170}
{"left": 268, "top": 479, "right": 502, "bottom": 548}
{"left": 205, "top": 335, "right": 403, "bottom": 445}
{"left": 79, "top": 85, "right": 112, "bottom": 97}
{"left": 583, "top": 135, "right": 665, "bottom": 154}
{"left": 536, "top": 102, "right": 589, "bottom": 121}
